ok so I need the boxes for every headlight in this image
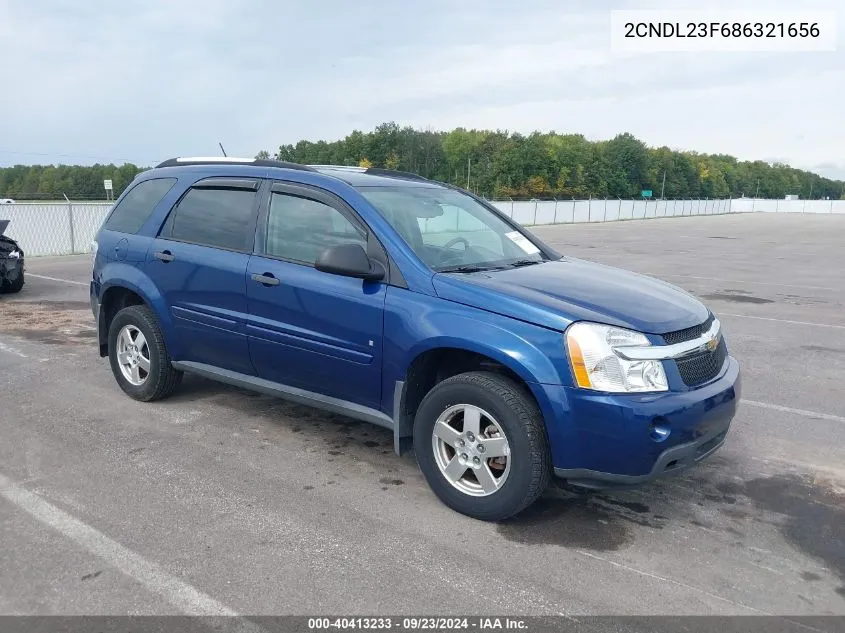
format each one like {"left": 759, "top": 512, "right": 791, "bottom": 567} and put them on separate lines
{"left": 565, "top": 322, "right": 668, "bottom": 393}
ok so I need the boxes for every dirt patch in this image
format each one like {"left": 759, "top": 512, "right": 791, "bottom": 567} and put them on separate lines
{"left": 701, "top": 293, "right": 774, "bottom": 304}
{"left": 0, "top": 300, "right": 96, "bottom": 344}
{"left": 743, "top": 474, "right": 845, "bottom": 597}
{"left": 497, "top": 495, "right": 635, "bottom": 551}
{"left": 802, "top": 345, "right": 845, "bottom": 355}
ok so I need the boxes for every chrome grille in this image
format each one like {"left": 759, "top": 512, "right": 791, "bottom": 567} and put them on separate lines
{"left": 675, "top": 337, "right": 728, "bottom": 387}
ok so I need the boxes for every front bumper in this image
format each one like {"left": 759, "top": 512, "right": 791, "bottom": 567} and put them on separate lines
{"left": 1, "top": 255, "right": 24, "bottom": 288}
{"left": 542, "top": 356, "right": 741, "bottom": 489}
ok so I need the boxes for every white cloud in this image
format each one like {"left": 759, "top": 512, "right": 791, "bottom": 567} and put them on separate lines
{"left": 0, "top": 0, "right": 842, "bottom": 181}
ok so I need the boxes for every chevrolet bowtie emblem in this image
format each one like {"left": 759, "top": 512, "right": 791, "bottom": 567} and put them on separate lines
{"left": 705, "top": 335, "right": 719, "bottom": 352}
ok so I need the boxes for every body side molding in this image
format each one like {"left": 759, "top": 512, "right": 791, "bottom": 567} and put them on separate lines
{"left": 172, "top": 361, "right": 394, "bottom": 431}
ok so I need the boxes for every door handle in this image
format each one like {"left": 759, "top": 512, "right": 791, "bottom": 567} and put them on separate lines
{"left": 251, "top": 272, "right": 280, "bottom": 286}
{"left": 154, "top": 250, "right": 175, "bottom": 263}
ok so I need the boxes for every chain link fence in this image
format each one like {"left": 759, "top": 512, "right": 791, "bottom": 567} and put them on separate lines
{"left": 2, "top": 197, "right": 844, "bottom": 258}
{"left": 1, "top": 202, "right": 112, "bottom": 257}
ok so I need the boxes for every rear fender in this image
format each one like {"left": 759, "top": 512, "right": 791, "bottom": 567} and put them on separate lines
{"left": 96, "top": 262, "right": 178, "bottom": 357}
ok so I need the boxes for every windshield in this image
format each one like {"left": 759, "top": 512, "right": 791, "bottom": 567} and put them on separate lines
{"left": 358, "top": 186, "right": 546, "bottom": 272}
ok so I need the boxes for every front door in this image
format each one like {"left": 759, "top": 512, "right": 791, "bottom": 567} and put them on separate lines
{"left": 245, "top": 182, "right": 386, "bottom": 410}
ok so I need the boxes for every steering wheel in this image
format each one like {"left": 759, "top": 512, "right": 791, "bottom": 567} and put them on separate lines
{"left": 443, "top": 237, "right": 470, "bottom": 251}
{"left": 435, "top": 237, "right": 471, "bottom": 267}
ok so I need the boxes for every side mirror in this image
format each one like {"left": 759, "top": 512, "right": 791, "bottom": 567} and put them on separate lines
{"left": 315, "top": 243, "right": 385, "bottom": 281}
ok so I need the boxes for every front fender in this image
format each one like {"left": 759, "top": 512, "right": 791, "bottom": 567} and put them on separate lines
{"left": 382, "top": 287, "right": 574, "bottom": 456}
{"left": 405, "top": 330, "right": 561, "bottom": 388}
{"left": 387, "top": 289, "right": 568, "bottom": 386}
{"left": 383, "top": 284, "right": 570, "bottom": 391}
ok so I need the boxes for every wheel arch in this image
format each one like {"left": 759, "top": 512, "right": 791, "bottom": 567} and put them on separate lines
{"left": 97, "top": 268, "right": 171, "bottom": 358}
{"left": 393, "top": 341, "right": 556, "bottom": 456}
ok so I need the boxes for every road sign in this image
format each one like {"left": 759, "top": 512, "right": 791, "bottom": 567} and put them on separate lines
{"left": 103, "top": 179, "right": 113, "bottom": 191}
{"left": 641, "top": 189, "right": 653, "bottom": 198}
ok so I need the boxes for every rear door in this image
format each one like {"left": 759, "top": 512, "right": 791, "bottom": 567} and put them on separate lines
{"left": 145, "top": 176, "right": 262, "bottom": 375}
{"left": 245, "top": 181, "right": 387, "bottom": 409}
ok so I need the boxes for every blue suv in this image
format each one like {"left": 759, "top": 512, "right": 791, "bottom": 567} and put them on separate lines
{"left": 90, "top": 157, "right": 741, "bottom": 521}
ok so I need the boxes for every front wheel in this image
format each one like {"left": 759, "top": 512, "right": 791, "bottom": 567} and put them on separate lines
{"left": 413, "top": 371, "right": 551, "bottom": 521}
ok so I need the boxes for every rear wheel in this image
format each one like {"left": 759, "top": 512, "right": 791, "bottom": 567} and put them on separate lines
{"left": 413, "top": 371, "right": 551, "bottom": 521}
{"left": 108, "top": 304, "right": 182, "bottom": 401}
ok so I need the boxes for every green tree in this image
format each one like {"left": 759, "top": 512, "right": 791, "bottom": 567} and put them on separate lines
{"left": 3, "top": 124, "right": 844, "bottom": 201}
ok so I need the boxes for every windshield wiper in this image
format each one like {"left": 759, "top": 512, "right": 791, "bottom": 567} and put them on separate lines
{"left": 508, "top": 259, "right": 543, "bottom": 268}
{"left": 439, "top": 260, "right": 541, "bottom": 273}
{"left": 438, "top": 264, "right": 501, "bottom": 273}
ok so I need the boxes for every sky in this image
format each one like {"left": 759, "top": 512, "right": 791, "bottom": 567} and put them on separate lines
{"left": 1, "top": 0, "right": 843, "bottom": 179}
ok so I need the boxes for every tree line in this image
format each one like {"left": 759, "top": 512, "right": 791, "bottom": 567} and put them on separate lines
{"left": 0, "top": 163, "right": 145, "bottom": 201}
{"left": 2, "top": 122, "right": 842, "bottom": 201}
{"left": 269, "top": 123, "right": 844, "bottom": 200}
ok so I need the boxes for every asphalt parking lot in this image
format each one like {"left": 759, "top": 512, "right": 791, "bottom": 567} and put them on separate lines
{"left": 1, "top": 213, "right": 843, "bottom": 620}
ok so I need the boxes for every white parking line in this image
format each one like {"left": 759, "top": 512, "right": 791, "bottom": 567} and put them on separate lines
{"left": 576, "top": 550, "right": 770, "bottom": 615}
{"left": 0, "top": 341, "right": 28, "bottom": 358}
{"left": 26, "top": 273, "right": 88, "bottom": 287}
{"left": 743, "top": 400, "right": 845, "bottom": 424}
{"left": 0, "top": 472, "right": 261, "bottom": 629}
{"left": 719, "top": 313, "right": 845, "bottom": 330}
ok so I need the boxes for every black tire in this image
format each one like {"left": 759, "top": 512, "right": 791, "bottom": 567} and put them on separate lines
{"left": 108, "top": 304, "right": 182, "bottom": 402}
{"left": 413, "top": 371, "right": 552, "bottom": 521}
{"left": 1, "top": 269, "right": 24, "bottom": 294}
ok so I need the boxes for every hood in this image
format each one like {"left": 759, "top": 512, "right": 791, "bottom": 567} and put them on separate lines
{"left": 432, "top": 257, "right": 710, "bottom": 335}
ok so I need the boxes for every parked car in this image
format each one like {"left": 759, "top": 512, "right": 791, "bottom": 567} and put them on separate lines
{"left": 90, "top": 157, "right": 741, "bottom": 521}
{"left": 0, "top": 220, "right": 25, "bottom": 294}
{"left": 1, "top": 198, "right": 16, "bottom": 204}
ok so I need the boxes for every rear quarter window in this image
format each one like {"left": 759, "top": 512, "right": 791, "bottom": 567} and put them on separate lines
{"left": 103, "top": 178, "right": 177, "bottom": 234}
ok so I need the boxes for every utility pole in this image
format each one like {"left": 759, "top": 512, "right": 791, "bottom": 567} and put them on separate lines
{"left": 467, "top": 156, "right": 471, "bottom": 189}
{"left": 809, "top": 181, "right": 814, "bottom": 199}
{"left": 755, "top": 179, "right": 760, "bottom": 199}
{"left": 660, "top": 170, "right": 666, "bottom": 199}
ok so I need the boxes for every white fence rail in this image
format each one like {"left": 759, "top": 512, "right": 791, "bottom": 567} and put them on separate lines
{"left": 490, "top": 197, "right": 845, "bottom": 226}
{"left": 2, "top": 197, "right": 844, "bottom": 257}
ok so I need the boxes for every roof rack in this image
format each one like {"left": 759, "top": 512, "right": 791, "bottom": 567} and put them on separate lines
{"left": 153, "top": 158, "right": 430, "bottom": 182}
{"left": 154, "top": 157, "right": 316, "bottom": 171}
{"left": 309, "top": 164, "right": 429, "bottom": 182}
{"left": 307, "top": 165, "right": 366, "bottom": 172}
{"left": 364, "top": 168, "right": 429, "bottom": 182}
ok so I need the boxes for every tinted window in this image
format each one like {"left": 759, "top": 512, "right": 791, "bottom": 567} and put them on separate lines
{"left": 162, "top": 187, "right": 257, "bottom": 251}
{"left": 103, "top": 178, "right": 176, "bottom": 234}
{"left": 265, "top": 193, "right": 366, "bottom": 265}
